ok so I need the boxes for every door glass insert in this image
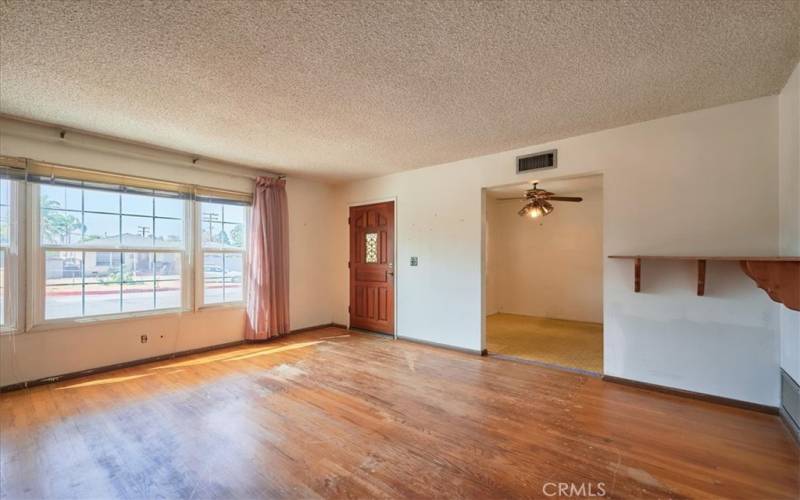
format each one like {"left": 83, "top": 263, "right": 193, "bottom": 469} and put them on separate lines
{"left": 365, "top": 232, "right": 378, "bottom": 263}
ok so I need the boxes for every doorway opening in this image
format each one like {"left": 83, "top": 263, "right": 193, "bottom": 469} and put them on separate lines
{"left": 484, "top": 175, "right": 603, "bottom": 374}
{"left": 349, "top": 201, "right": 395, "bottom": 335}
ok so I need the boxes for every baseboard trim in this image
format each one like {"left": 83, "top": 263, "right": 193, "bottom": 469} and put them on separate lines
{"left": 347, "top": 327, "right": 393, "bottom": 338}
{"left": 396, "top": 335, "right": 486, "bottom": 356}
{"left": 0, "top": 323, "right": 341, "bottom": 392}
{"left": 780, "top": 406, "right": 800, "bottom": 444}
{"left": 244, "top": 322, "right": 345, "bottom": 342}
{"left": 0, "top": 339, "right": 245, "bottom": 393}
{"left": 602, "top": 375, "right": 778, "bottom": 414}
{"left": 292, "top": 322, "right": 347, "bottom": 334}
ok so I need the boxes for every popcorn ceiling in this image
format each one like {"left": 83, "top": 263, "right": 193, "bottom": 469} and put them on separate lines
{"left": 1, "top": 0, "right": 798, "bottom": 183}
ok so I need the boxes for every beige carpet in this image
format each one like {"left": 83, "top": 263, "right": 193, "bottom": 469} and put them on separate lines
{"left": 487, "top": 313, "right": 603, "bottom": 373}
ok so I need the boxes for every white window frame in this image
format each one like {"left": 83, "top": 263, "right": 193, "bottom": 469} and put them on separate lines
{"left": 27, "top": 184, "right": 194, "bottom": 330}
{"left": 1, "top": 178, "right": 25, "bottom": 334}
{"left": 194, "top": 201, "right": 248, "bottom": 310}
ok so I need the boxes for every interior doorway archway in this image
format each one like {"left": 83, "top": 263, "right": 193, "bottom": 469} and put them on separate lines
{"left": 482, "top": 174, "right": 604, "bottom": 375}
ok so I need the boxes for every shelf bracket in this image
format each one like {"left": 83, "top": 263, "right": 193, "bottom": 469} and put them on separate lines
{"left": 610, "top": 255, "right": 800, "bottom": 310}
{"left": 697, "top": 259, "right": 706, "bottom": 296}
{"left": 740, "top": 260, "right": 800, "bottom": 312}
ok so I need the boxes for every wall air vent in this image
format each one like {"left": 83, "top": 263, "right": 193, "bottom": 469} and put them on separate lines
{"left": 517, "top": 149, "right": 557, "bottom": 174}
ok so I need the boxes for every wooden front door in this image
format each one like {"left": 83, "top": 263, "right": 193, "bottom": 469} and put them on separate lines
{"left": 349, "top": 201, "right": 394, "bottom": 335}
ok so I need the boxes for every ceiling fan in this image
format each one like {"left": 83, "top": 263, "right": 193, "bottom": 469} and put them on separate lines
{"left": 498, "top": 182, "right": 583, "bottom": 218}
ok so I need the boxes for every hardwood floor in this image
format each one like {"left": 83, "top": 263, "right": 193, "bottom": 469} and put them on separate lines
{"left": 1, "top": 327, "right": 797, "bottom": 499}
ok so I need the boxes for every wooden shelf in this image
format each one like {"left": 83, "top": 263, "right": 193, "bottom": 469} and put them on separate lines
{"left": 608, "top": 255, "right": 800, "bottom": 311}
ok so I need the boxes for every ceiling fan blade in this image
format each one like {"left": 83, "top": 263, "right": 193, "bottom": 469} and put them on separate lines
{"left": 548, "top": 196, "right": 583, "bottom": 202}
{"left": 496, "top": 197, "right": 526, "bottom": 201}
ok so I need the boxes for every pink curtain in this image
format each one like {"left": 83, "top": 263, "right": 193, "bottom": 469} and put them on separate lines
{"left": 245, "top": 177, "right": 290, "bottom": 340}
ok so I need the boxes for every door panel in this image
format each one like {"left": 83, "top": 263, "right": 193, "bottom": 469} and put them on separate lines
{"left": 350, "top": 201, "right": 394, "bottom": 334}
{"left": 355, "top": 269, "right": 387, "bottom": 282}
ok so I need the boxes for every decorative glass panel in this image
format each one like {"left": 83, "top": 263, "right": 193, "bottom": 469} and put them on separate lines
{"left": 365, "top": 232, "right": 378, "bottom": 263}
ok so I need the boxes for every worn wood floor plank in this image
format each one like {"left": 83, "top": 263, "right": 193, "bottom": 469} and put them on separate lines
{"left": 0, "top": 328, "right": 797, "bottom": 499}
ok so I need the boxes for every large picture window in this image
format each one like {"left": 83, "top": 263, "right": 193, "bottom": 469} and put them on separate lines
{"left": 199, "top": 201, "right": 246, "bottom": 305}
{"left": 1, "top": 157, "right": 254, "bottom": 330}
{"left": 36, "top": 183, "right": 189, "bottom": 321}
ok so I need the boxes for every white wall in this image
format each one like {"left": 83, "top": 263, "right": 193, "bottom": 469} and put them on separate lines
{"left": 0, "top": 119, "right": 335, "bottom": 386}
{"left": 779, "top": 62, "right": 800, "bottom": 384}
{"left": 331, "top": 96, "right": 781, "bottom": 406}
{"left": 486, "top": 182, "right": 603, "bottom": 323}
{"left": 287, "top": 177, "right": 337, "bottom": 329}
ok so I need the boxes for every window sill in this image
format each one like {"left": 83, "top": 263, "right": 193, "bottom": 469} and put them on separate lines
{"left": 24, "top": 308, "right": 191, "bottom": 334}
{"left": 15, "top": 304, "right": 248, "bottom": 335}
{"left": 197, "top": 301, "right": 246, "bottom": 312}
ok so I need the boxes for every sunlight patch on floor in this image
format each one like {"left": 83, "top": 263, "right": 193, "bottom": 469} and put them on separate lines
{"left": 223, "top": 341, "right": 323, "bottom": 362}
{"left": 56, "top": 372, "right": 155, "bottom": 389}
{"left": 149, "top": 348, "right": 265, "bottom": 370}
{"left": 149, "top": 340, "right": 325, "bottom": 370}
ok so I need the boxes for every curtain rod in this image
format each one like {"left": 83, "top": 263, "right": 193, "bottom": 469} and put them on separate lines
{"left": 18, "top": 157, "right": 255, "bottom": 201}
{"left": 0, "top": 113, "right": 286, "bottom": 179}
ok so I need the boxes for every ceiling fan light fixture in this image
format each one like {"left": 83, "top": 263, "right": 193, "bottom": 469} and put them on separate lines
{"left": 508, "top": 182, "right": 580, "bottom": 219}
{"left": 520, "top": 199, "right": 554, "bottom": 218}
{"left": 529, "top": 203, "right": 544, "bottom": 218}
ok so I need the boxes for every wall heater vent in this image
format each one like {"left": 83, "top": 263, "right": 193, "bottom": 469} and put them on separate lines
{"left": 517, "top": 150, "right": 557, "bottom": 173}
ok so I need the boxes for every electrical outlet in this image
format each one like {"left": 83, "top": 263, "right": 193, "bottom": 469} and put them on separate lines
{"left": 140, "top": 334, "right": 148, "bottom": 343}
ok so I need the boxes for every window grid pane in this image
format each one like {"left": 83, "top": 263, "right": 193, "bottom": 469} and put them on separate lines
{"left": 1, "top": 179, "right": 20, "bottom": 331}
{"left": 0, "top": 179, "right": 9, "bottom": 248}
{"left": 42, "top": 188, "right": 185, "bottom": 250}
{"left": 0, "top": 250, "right": 5, "bottom": 326}
{"left": 223, "top": 253, "right": 243, "bottom": 302}
{"left": 45, "top": 251, "right": 84, "bottom": 319}
{"left": 44, "top": 246, "right": 183, "bottom": 320}
{"left": 200, "top": 201, "right": 247, "bottom": 306}
{"left": 201, "top": 202, "right": 246, "bottom": 250}
{"left": 203, "top": 250, "right": 244, "bottom": 304}
{"left": 156, "top": 280, "right": 181, "bottom": 309}
{"left": 203, "top": 252, "right": 224, "bottom": 304}
{"left": 0, "top": 178, "right": 7, "bottom": 325}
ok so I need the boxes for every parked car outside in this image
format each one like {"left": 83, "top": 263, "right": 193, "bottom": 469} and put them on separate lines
{"left": 203, "top": 264, "right": 242, "bottom": 282}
